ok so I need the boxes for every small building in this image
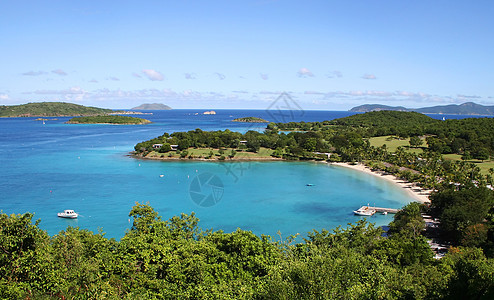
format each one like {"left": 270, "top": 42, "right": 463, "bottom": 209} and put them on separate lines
{"left": 152, "top": 144, "right": 163, "bottom": 149}
{"left": 239, "top": 140, "right": 248, "bottom": 145}
{"left": 170, "top": 144, "right": 179, "bottom": 151}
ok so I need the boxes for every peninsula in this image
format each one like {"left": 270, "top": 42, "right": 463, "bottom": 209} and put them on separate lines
{"left": 0, "top": 102, "right": 113, "bottom": 117}
{"left": 66, "top": 115, "right": 151, "bottom": 125}
{"left": 232, "top": 117, "right": 269, "bottom": 123}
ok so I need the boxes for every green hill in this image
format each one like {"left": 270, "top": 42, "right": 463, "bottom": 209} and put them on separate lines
{"left": 415, "top": 102, "right": 494, "bottom": 115}
{"left": 334, "top": 110, "right": 438, "bottom": 127}
{"left": 350, "top": 102, "right": 494, "bottom": 115}
{"left": 349, "top": 104, "right": 408, "bottom": 112}
{"left": 0, "top": 102, "right": 113, "bottom": 117}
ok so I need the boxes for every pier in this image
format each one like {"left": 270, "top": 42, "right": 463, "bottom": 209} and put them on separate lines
{"left": 354, "top": 206, "right": 400, "bottom": 216}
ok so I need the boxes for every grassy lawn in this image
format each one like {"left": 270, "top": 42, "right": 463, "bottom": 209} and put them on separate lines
{"left": 368, "top": 136, "right": 425, "bottom": 154}
{"left": 443, "top": 154, "right": 494, "bottom": 175}
{"left": 147, "top": 147, "right": 275, "bottom": 159}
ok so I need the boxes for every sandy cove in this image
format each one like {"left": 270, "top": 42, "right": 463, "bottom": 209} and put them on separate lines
{"left": 330, "top": 162, "right": 431, "bottom": 204}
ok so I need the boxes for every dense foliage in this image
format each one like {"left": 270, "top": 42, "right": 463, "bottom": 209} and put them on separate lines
{"left": 232, "top": 117, "right": 269, "bottom": 123}
{"left": 1, "top": 203, "right": 493, "bottom": 299}
{"left": 0, "top": 102, "right": 113, "bottom": 117}
{"left": 134, "top": 128, "right": 334, "bottom": 161}
{"left": 67, "top": 115, "right": 151, "bottom": 125}
{"left": 276, "top": 111, "right": 494, "bottom": 158}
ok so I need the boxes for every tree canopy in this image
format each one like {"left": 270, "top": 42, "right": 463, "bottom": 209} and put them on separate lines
{"left": 1, "top": 203, "right": 493, "bottom": 299}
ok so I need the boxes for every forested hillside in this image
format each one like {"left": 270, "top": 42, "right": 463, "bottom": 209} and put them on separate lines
{"left": 0, "top": 102, "right": 113, "bottom": 117}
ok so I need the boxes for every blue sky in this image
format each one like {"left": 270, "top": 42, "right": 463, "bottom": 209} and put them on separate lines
{"left": 1, "top": 1, "right": 493, "bottom": 110}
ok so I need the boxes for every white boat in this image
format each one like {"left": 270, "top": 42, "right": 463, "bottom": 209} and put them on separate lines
{"left": 353, "top": 207, "right": 375, "bottom": 216}
{"left": 57, "top": 210, "right": 78, "bottom": 219}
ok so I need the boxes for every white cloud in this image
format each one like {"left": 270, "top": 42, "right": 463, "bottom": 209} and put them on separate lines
{"left": 0, "top": 94, "right": 9, "bottom": 100}
{"left": 142, "top": 69, "right": 164, "bottom": 81}
{"left": 297, "top": 68, "right": 314, "bottom": 77}
{"left": 31, "top": 87, "right": 86, "bottom": 95}
{"left": 107, "top": 76, "right": 120, "bottom": 81}
{"left": 132, "top": 72, "right": 142, "bottom": 78}
{"left": 304, "top": 91, "right": 326, "bottom": 95}
{"left": 22, "top": 71, "right": 47, "bottom": 76}
{"left": 361, "top": 74, "right": 377, "bottom": 80}
{"left": 215, "top": 72, "right": 226, "bottom": 80}
{"left": 52, "top": 69, "right": 67, "bottom": 76}
{"left": 260, "top": 73, "right": 269, "bottom": 80}
{"left": 89, "top": 79, "right": 98, "bottom": 83}
{"left": 457, "top": 94, "right": 481, "bottom": 99}
{"left": 326, "top": 70, "right": 343, "bottom": 78}
{"left": 184, "top": 73, "right": 196, "bottom": 79}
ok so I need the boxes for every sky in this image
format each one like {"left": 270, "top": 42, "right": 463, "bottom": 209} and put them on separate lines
{"left": 1, "top": 0, "right": 494, "bottom": 110}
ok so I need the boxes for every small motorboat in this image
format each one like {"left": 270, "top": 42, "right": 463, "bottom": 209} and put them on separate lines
{"left": 353, "top": 207, "right": 375, "bottom": 216}
{"left": 306, "top": 183, "right": 315, "bottom": 186}
{"left": 57, "top": 210, "right": 78, "bottom": 219}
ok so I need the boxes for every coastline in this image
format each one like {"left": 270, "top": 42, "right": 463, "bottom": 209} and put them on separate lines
{"left": 65, "top": 121, "right": 151, "bottom": 125}
{"left": 132, "top": 153, "right": 284, "bottom": 161}
{"left": 330, "top": 162, "right": 431, "bottom": 204}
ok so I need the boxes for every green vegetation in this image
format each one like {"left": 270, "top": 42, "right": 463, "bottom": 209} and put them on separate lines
{"left": 443, "top": 154, "right": 494, "bottom": 175}
{"left": 1, "top": 203, "right": 493, "bottom": 299}
{"left": 232, "top": 117, "right": 269, "bottom": 123}
{"left": 368, "top": 136, "right": 425, "bottom": 153}
{"left": 146, "top": 147, "right": 275, "bottom": 160}
{"left": 134, "top": 128, "right": 329, "bottom": 161}
{"left": 0, "top": 102, "right": 113, "bottom": 117}
{"left": 67, "top": 115, "right": 151, "bottom": 125}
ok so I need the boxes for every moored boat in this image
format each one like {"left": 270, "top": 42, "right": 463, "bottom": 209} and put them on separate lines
{"left": 57, "top": 210, "right": 78, "bottom": 219}
{"left": 353, "top": 206, "right": 375, "bottom": 216}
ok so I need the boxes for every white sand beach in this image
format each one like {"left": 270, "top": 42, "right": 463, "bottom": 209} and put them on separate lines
{"left": 330, "top": 162, "right": 431, "bottom": 204}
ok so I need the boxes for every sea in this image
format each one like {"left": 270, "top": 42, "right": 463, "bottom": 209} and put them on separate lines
{"left": 0, "top": 109, "right": 481, "bottom": 240}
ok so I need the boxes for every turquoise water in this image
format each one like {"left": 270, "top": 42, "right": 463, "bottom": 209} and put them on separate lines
{"left": 0, "top": 109, "right": 453, "bottom": 239}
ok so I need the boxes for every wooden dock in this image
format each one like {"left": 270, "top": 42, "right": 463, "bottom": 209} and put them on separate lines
{"left": 355, "top": 206, "right": 400, "bottom": 215}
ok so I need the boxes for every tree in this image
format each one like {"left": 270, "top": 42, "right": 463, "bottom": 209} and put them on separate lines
{"left": 388, "top": 202, "right": 425, "bottom": 238}
{"left": 409, "top": 136, "right": 423, "bottom": 148}
{"left": 441, "top": 247, "right": 494, "bottom": 299}
{"left": 0, "top": 212, "right": 53, "bottom": 297}
{"left": 304, "top": 138, "right": 317, "bottom": 152}
{"left": 430, "top": 187, "right": 494, "bottom": 246}
{"left": 473, "top": 148, "right": 490, "bottom": 161}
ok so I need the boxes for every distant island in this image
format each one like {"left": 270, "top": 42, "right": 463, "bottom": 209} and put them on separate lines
{"left": 0, "top": 102, "right": 113, "bottom": 117}
{"left": 350, "top": 104, "right": 408, "bottom": 112}
{"left": 350, "top": 102, "right": 494, "bottom": 115}
{"left": 66, "top": 115, "right": 151, "bottom": 125}
{"left": 232, "top": 117, "right": 269, "bottom": 123}
{"left": 131, "top": 103, "right": 172, "bottom": 110}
